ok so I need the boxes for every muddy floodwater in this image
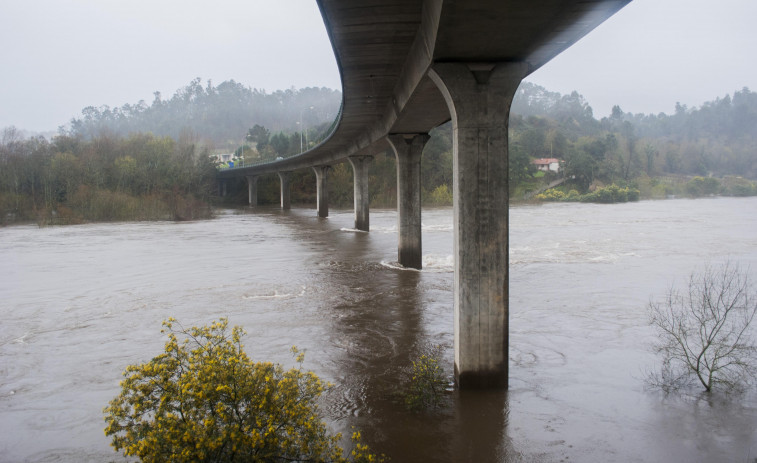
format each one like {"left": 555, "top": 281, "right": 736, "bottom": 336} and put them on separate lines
{"left": 2, "top": 197, "right": 757, "bottom": 462}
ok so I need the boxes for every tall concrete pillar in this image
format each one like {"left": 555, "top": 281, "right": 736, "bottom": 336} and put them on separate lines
{"left": 348, "top": 155, "right": 372, "bottom": 231}
{"left": 277, "top": 171, "right": 292, "bottom": 210}
{"left": 387, "top": 133, "right": 430, "bottom": 269}
{"left": 245, "top": 175, "right": 258, "bottom": 207}
{"left": 429, "top": 62, "right": 528, "bottom": 389}
{"left": 312, "top": 165, "right": 331, "bottom": 218}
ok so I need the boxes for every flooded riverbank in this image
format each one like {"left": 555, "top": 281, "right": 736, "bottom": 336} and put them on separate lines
{"left": 1, "top": 197, "right": 756, "bottom": 462}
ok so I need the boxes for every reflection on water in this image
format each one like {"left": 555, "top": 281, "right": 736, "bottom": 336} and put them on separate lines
{"left": 1, "top": 197, "right": 756, "bottom": 462}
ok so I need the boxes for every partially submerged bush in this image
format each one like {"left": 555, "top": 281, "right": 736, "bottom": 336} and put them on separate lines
{"left": 104, "top": 318, "right": 382, "bottom": 462}
{"left": 403, "top": 345, "right": 449, "bottom": 411}
{"left": 647, "top": 262, "right": 757, "bottom": 393}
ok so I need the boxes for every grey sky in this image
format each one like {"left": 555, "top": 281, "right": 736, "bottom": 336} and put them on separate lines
{"left": 1, "top": 0, "right": 756, "bottom": 133}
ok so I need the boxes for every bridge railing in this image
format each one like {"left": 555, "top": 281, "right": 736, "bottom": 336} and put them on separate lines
{"left": 217, "top": 101, "right": 344, "bottom": 171}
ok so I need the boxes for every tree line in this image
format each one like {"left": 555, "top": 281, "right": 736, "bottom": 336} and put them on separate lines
{"left": 3, "top": 80, "right": 756, "bottom": 224}
{"left": 508, "top": 83, "right": 757, "bottom": 199}
{"left": 66, "top": 78, "right": 341, "bottom": 151}
{"left": 0, "top": 128, "right": 217, "bottom": 224}
{"left": 226, "top": 83, "right": 757, "bottom": 206}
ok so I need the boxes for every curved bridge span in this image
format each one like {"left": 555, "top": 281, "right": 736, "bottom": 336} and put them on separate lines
{"left": 219, "top": 0, "right": 631, "bottom": 388}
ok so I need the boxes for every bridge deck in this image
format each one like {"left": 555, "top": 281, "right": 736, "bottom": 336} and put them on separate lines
{"left": 217, "top": 0, "right": 630, "bottom": 178}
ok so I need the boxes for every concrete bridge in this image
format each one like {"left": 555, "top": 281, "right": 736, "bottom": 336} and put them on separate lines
{"left": 218, "top": 0, "right": 631, "bottom": 388}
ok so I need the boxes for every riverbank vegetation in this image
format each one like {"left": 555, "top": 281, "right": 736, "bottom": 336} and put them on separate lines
{"left": 0, "top": 129, "right": 216, "bottom": 225}
{"left": 219, "top": 83, "right": 757, "bottom": 207}
{"left": 401, "top": 344, "right": 450, "bottom": 411}
{"left": 104, "top": 318, "right": 383, "bottom": 462}
{"left": 3, "top": 80, "right": 756, "bottom": 224}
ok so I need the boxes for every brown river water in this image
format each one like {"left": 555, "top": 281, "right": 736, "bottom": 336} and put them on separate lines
{"left": 1, "top": 197, "right": 757, "bottom": 462}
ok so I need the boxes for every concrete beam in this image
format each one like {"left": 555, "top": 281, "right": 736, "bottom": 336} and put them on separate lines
{"left": 312, "top": 165, "right": 331, "bottom": 218}
{"left": 245, "top": 175, "right": 258, "bottom": 207}
{"left": 348, "top": 155, "right": 372, "bottom": 231}
{"left": 277, "top": 171, "right": 292, "bottom": 210}
{"left": 387, "top": 133, "right": 430, "bottom": 269}
{"left": 429, "top": 61, "right": 528, "bottom": 389}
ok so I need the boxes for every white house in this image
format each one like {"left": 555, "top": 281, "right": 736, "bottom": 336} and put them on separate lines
{"left": 532, "top": 158, "right": 562, "bottom": 173}
{"left": 212, "top": 153, "right": 234, "bottom": 163}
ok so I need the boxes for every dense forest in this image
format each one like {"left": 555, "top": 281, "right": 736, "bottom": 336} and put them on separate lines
{"left": 234, "top": 82, "right": 757, "bottom": 207}
{"left": 1, "top": 78, "right": 756, "bottom": 225}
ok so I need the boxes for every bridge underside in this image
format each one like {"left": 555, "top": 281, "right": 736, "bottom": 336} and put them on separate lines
{"left": 219, "top": 0, "right": 631, "bottom": 388}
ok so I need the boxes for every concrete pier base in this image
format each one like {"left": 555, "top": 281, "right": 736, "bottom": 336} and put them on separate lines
{"left": 348, "top": 156, "right": 372, "bottom": 231}
{"left": 277, "top": 171, "right": 292, "bottom": 210}
{"left": 245, "top": 175, "right": 258, "bottom": 207}
{"left": 312, "top": 165, "right": 331, "bottom": 218}
{"left": 429, "top": 62, "right": 528, "bottom": 389}
{"left": 387, "top": 133, "right": 430, "bottom": 269}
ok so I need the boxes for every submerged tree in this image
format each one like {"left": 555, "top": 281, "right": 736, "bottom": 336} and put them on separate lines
{"left": 104, "top": 318, "right": 382, "bottom": 462}
{"left": 647, "top": 262, "right": 757, "bottom": 392}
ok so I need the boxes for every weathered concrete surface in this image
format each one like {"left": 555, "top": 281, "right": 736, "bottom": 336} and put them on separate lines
{"left": 430, "top": 62, "right": 528, "bottom": 388}
{"left": 348, "top": 155, "right": 372, "bottom": 231}
{"left": 387, "top": 133, "right": 430, "bottom": 270}
{"left": 277, "top": 171, "right": 292, "bottom": 210}
{"left": 312, "top": 165, "right": 331, "bottom": 218}
{"left": 245, "top": 175, "right": 258, "bottom": 207}
{"left": 218, "top": 0, "right": 631, "bottom": 388}
{"left": 218, "top": 0, "right": 630, "bottom": 180}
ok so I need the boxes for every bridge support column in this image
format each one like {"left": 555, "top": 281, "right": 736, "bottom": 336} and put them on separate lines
{"left": 312, "top": 165, "right": 331, "bottom": 218}
{"left": 348, "top": 156, "right": 372, "bottom": 231}
{"left": 429, "top": 62, "right": 528, "bottom": 389}
{"left": 245, "top": 175, "right": 258, "bottom": 207}
{"left": 387, "top": 133, "right": 430, "bottom": 269}
{"left": 277, "top": 171, "right": 292, "bottom": 210}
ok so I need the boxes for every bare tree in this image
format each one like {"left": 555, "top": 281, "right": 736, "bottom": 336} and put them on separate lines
{"left": 648, "top": 261, "right": 757, "bottom": 392}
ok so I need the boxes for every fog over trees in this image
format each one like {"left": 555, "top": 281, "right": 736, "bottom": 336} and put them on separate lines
{"left": 1, "top": 79, "right": 756, "bottom": 223}
{"left": 66, "top": 78, "right": 342, "bottom": 151}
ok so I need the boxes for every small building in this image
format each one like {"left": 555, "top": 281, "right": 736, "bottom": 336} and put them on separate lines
{"left": 212, "top": 153, "right": 234, "bottom": 164}
{"left": 532, "top": 158, "right": 562, "bottom": 173}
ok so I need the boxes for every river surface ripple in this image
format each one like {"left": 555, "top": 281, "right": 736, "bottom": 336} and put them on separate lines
{"left": 1, "top": 197, "right": 756, "bottom": 462}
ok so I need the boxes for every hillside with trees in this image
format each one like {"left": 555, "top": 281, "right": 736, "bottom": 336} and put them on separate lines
{"left": 1, "top": 79, "right": 756, "bottom": 225}
{"left": 227, "top": 82, "right": 757, "bottom": 206}
{"left": 66, "top": 78, "right": 342, "bottom": 152}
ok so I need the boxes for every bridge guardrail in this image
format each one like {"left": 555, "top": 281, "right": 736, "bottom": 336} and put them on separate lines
{"left": 217, "top": 101, "right": 344, "bottom": 171}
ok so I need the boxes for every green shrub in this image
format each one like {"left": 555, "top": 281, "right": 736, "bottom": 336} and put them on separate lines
{"left": 403, "top": 345, "right": 448, "bottom": 411}
{"left": 581, "top": 184, "right": 639, "bottom": 203}
{"left": 427, "top": 184, "right": 453, "bottom": 206}
{"left": 723, "top": 180, "right": 757, "bottom": 197}
{"left": 686, "top": 176, "right": 720, "bottom": 197}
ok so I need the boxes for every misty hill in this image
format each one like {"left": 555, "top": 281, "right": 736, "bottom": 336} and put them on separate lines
{"left": 62, "top": 77, "right": 757, "bottom": 185}
{"left": 66, "top": 78, "right": 342, "bottom": 150}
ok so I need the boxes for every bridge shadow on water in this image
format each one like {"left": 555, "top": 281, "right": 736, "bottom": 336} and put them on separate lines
{"left": 258, "top": 207, "right": 518, "bottom": 463}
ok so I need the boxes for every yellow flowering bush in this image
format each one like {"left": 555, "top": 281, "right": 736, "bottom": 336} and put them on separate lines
{"left": 535, "top": 188, "right": 567, "bottom": 201}
{"left": 104, "top": 318, "right": 383, "bottom": 462}
{"left": 403, "top": 345, "right": 448, "bottom": 411}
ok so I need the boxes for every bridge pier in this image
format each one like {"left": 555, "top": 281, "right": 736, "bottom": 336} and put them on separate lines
{"left": 387, "top": 133, "right": 430, "bottom": 269}
{"left": 277, "top": 171, "right": 292, "bottom": 210}
{"left": 312, "top": 165, "right": 331, "bottom": 218}
{"left": 429, "top": 62, "right": 528, "bottom": 389}
{"left": 348, "top": 155, "right": 372, "bottom": 231}
{"left": 245, "top": 175, "right": 258, "bottom": 207}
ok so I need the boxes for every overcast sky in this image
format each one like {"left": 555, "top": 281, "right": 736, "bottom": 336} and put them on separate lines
{"left": 1, "top": 0, "right": 756, "bottom": 133}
